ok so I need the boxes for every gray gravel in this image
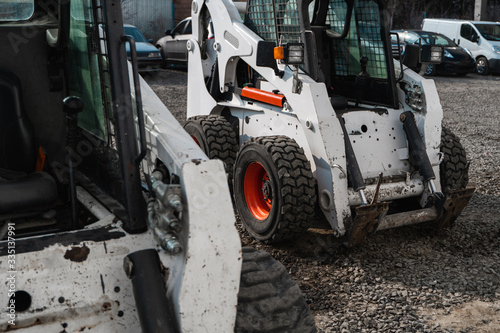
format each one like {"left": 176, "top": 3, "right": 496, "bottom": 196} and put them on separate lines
{"left": 144, "top": 70, "right": 500, "bottom": 333}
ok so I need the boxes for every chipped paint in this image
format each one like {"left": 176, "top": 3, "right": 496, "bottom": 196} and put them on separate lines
{"left": 64, "top": 245, "right": 90, "bottom": 263}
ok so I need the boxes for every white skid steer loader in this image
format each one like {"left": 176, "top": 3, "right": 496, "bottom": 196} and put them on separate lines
{"left": 185, "top": 0, "right": 474, "bottom": 245}
{"left": 0, "top": 0, "right": 314, "bottom": 332}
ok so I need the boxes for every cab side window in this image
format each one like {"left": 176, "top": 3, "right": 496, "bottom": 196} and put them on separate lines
{"left": 460, "top": 24, "right": 476, "bottom": 42}
{"left": 184, "top": 20, "right": 192, "bottom": 34}
{"left": 172, "top": 21, "right": 187, "bottom": 35}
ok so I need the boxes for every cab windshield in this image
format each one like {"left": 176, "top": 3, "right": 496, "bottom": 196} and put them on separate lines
{"left": 473, "top": 23, "right": 500, "bottom": 41}
{"left": 244, "top": 0, "right": 396, "bottom": 107}
{"left": 323, "top": 0, "right": 396, "bottom": 107}
{"left": 327, "top": 0, "right": 388, "bottom": 79}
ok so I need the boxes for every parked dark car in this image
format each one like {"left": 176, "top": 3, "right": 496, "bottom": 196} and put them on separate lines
{"left": 123, "top": 24, "right": 162, "bottom": 72}
{"left": 391, "top": 30, "right": 476, "bottom": 76}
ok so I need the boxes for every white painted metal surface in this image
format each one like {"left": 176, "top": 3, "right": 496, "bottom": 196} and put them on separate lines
{"left": 0, "top": 219, "right": 156, "bottom": 332}
{"left": 175, "top": 161, "right": 241, "bottom": 332}
{"left": 140, "top": 75, "right": 242, "bottom": 332}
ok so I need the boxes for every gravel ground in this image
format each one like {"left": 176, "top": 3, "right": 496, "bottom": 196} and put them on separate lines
{"left": 144, "top": 70, "right": 500, "bottom": 333}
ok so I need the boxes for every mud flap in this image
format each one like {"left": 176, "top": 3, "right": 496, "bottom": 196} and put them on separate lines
{"left": 348, "top": 202, "right": 389, "bottom": 247}
{"left": 435, "top": 186, "right": 475, "bottom": 229}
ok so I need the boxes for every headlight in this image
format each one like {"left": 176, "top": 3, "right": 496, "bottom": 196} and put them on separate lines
{"left": 493, "top": 45, "right": 500, "bottom": 54}
{"left": 444, "top": 50, "right": 454, "bottom": 58}
{"left": 148, "top": 52, "right": 160, "bottom": 58}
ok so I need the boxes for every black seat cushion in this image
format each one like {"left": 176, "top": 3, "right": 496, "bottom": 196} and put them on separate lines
{"left": 0, "top": 171, "right": 58, "bottom": 214}
{"left": 0, "top": 70, "right": 36, "bottom": 173}
{"left": 0, "top": 70, "right": 58, "bottom": 215}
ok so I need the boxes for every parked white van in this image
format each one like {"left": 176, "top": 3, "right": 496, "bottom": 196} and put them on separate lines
{"left": 422, "top": 18, "right": 500, "bottom": 75}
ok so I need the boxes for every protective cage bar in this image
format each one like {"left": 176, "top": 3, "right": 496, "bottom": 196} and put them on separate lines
{"left": 245, "top": 0, "right": 302, "bottom": 44}
{"left": 80, "top": 0, "right": 147, "bottom": 233}
{"left": 328, "top": 0, "right": 388, "bottom": 78}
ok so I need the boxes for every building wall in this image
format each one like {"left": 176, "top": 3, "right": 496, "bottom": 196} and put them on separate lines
{"left": 122, "top": 0, "right": 174, "bottom": 42}
{"left": 173, "top": 0, "right": 191, "bottom": 25}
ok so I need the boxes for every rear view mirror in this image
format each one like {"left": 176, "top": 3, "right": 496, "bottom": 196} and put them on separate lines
{"left": 165, "top": 29, "right": 172, "bottom": 35}
{"left": 148, "top": 39, "right": 153, "bottom": 43}
{"left": 471, "top": 34, "right": 479, "bottom": 43}
{"left": 256, "top": 41, "right": 283, "bottom": 77}
{"left": 402, "top": 44, "right": 420, "bottom": 69}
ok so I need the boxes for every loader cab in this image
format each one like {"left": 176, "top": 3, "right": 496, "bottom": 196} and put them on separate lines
{"left": 0, "top": 0, "right": 146, "bottom": 236}
{"left": 245, "top": 0, "right": 398, "bottom": 108}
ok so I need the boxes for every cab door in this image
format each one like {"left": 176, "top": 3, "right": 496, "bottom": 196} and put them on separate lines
{"left": 165, "top": 19, "right": 192, "bottom": 62}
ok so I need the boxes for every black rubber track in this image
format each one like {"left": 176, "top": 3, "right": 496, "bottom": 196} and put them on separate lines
{"left": 440, "top": 126, "right": 469, "bottom": 193}
{"left": 235, "top": 247, "right": 316, "bottom": 333}
{"left": 234, "top": 136, "right": 316, "bottom": 243}
{"left": 184, "top": 115, "right": 238, "bottom": 188}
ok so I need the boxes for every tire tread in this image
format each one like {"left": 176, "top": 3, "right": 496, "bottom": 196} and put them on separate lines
{"left": 185, "top": 115, "right": 238, "bottom": 188}
{"left": 440, "top": 126, "right": 469, "bottom": 193}
{"left": 242, "top": 135, "right": 316, "bottom": 243}
{"left": 236, "top": 247, "right": 316, "bottom": 333}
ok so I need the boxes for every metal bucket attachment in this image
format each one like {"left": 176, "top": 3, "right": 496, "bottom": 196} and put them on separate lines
{"left": 348, "top": 202, "right": 389, "bottom": 247}
{"left": 435, "top": 186, "right": 475, "bottom": 229}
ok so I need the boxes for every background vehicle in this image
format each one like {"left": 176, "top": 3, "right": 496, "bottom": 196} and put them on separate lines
{"left": 185, "top": 0, "right": 474, "bottom": 246}
{"left": 156, "top": 17, "right": 193, "bottom": 67}
{"left": 0, "top": 1, "right": 314, "bottom": 332}
{"left": 422, "top": 18, "right": 500, "bottom": 75}
{"left": 392, "top": 29, "right": 476, "bottom": 76}
{"left": 123, "top": 24, "right": 162, "bottom": 72}
{"left": 156, "top": 17, "right": 215, "bottom": 68}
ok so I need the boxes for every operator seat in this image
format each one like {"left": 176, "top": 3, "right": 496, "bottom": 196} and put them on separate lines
{"left": 0, "top": 70, "right": 58, "bottom": 215}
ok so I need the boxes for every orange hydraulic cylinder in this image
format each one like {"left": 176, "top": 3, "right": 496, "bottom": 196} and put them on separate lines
{"left": 241, "top": 87, "right": 285, "bottom": 107}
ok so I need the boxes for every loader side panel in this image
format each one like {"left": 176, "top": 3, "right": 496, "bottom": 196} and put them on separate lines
{"left": 342, "top": 110, "right": 411, "bottom": 180}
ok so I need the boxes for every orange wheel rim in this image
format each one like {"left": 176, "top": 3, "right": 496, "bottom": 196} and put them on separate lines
{"left": 244, "top": 162, "right": 272, "bottom": 220}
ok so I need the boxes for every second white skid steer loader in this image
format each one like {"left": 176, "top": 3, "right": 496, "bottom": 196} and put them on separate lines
{"left": 185, "top": 0, "right": 474, "bottom": 245}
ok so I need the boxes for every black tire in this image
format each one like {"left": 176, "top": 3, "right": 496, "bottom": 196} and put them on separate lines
{"left": 476, "top": 56, "right": 489, "bottom": 75}
{"left": 236, "top": 247, "right": 316, "bottom": 333}
{"left": 184, "top": 115, "right": 238, "bottom": 188}
{"left": 233, "top": 136, "right": 316, "bottom": 243}
{"left": 440, "top": 127, "right": 469, "bottom": 194}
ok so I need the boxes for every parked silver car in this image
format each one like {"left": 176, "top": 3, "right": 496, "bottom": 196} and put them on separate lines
{"left": 156, "top": 17, "right": 214, "bottom": 68}
{"left": 156, "top": 18, "right": 193, "bottom": 67}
